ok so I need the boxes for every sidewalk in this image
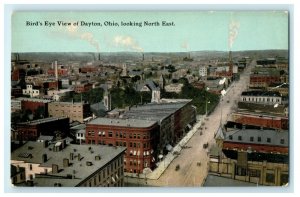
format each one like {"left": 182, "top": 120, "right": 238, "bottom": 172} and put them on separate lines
{"left": 145, "top": 115, "right": 204, "bottom": 180}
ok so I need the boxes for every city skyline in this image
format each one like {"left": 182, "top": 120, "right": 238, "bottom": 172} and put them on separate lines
{"left": 12, "top": 11, "right": 288, "bottom": 53}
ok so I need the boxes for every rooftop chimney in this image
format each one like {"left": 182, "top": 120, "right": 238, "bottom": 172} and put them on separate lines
{"left": 70, "top": 153, "right": 74, "bottom": 160}
{"left": 52, "top": 164, "right": 58, "bottom": 174}
{"left": 42, "top": 154, "right": 47, "bottom": 163}
{"left": 63, "top": 158, "right": 69, "bottom": 167}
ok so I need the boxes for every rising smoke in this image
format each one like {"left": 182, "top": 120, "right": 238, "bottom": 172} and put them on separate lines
{"left": 112, "top": 35, "right": 144, "bottom": 52}
{"left": 60, "top": 23, "right": 100, "bottom": 52}
{"left": 228, "top": 19, "right": 240, "bottom": 49}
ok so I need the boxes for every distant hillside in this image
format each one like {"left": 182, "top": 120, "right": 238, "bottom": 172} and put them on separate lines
{"left": 11, "top": 50, "right": 288, "bottom": 63}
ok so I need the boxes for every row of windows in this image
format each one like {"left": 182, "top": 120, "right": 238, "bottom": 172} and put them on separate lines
{"left": 87, "top": 139, "right": 151, "bottom": 149}
{"left": 229, "top": 135, "right": 285, "bottom": 144}
{"left": 242, "top": 97, "right": 280, "bottom": 103}
{"left": 88, "top": 130, "right": 150, "bottom": 139}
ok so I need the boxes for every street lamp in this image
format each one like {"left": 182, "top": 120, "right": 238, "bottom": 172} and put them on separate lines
{"left": 205, "top": 100, "right": 210, "bottom": 117}
{"left": 205, "top": 87, "right": 210, "bottom": 117}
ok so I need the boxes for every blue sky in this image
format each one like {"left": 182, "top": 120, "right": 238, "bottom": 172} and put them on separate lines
{"left": 11, "top": 11, "right": 288, "bottom": 52}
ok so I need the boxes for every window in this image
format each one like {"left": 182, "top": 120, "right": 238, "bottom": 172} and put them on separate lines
{"left": 266, "top": 173, "right": 275, "bottom": 183}
{"left": 116, "top": 141, "right": 119, "bottom": 146}
{"left": 137, "top": 134, "right": 140, "bottom": 139}
{"left": 267, "top": 138, "right": 271, "bottom": 143}
{"left": 258, "top": 137, "right": 261, "bottom": 142}
{"left": 133, "top": 143, "right": 136, "bottom": 148}
{"left": 116, "top": 132, "right": 119, "bottom": 137}
{"left": 129, "top": 134, "right": 132, "bottom": 139}
{"left": 119, "top": 132, "right": 122, "bottom": 138}
{"left": 229, "top": 135, "right": 233, "bottom": 140}
{"left": 133, "top": 134, "right": 136, "bottom": 139}
{"left": 130, "top": 142, "right": 132, "bottom": 147}
{"left": 29, "top": 164, "right": 32, "bottom": 170}
{"left": 108, "top": 132, "right": 113, "bottom": 137}
{"left": 238, "top": 136, "right": 242, "bottom": 141}
{"left": 123, "top": 142, "right": 126, "bottom": 147}
{"left": 123, "top": 133, "right": 126, "bottom": 138}
{"left": 249, "top": 169, "right": 261, "bottom": 177}
{"left": 250, "top": 137, "right": 254, "bottom": 142}
{"left": 280, "top": 139, "right": 285, "bottom": 144}
{"left": 281, "top": 174, "right": 289, "bottom": 185}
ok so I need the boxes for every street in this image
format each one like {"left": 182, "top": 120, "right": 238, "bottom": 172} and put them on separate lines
{"left": 127, "top": 60, "right": 256, "bottom": 187}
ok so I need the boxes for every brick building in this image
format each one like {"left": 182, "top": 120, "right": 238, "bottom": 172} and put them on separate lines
{"left": 48, "top": 101, "right": 91, "bottom": 123}
{"left": 43, "top": 80, "right": 62, "bottom": 90}
{"left": 86, "top": 118, "right": 159, "bottom": 173}
{"left": 122, "top": 100, "right": 197, "bottom": 150}
{"left": 74, "top": 83, "right": 93, "bottom": 93}
{"left": 47, "top": 68, "right": 68, "bottom": 76}
{"left": 79, "top": 66, "right": 98, "bottom": 73}
{"left": 231, "top": 112, "right": 288, "bottom": 130}
{"left": 11, "top": 68, "right": 26, "bottom": 81}
{"left": 17, "top": 97, "right": 51, "bottom": 117}
{"left": 11, "top": 141, "right": 126, "bottom": 187}
{"left": 14, "top": 117, "right": 70, "bottom": 141}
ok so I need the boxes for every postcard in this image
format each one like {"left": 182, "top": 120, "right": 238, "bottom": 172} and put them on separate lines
{"left": 9, "top": 10, "right": 289, "bottom": 189}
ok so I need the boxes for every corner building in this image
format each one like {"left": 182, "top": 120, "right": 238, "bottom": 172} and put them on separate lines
{"left": 86, "top": 118, "right": 159, "bottom": 174}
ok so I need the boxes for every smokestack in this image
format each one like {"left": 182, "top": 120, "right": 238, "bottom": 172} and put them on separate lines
{"left": 142, "top": 53, "right": 144, "bottom": 61}
{"left": 55, "top": 61, "right": 58, "bottom": 80}
{"left": 229, "top": 51, "right": 233, "bottom": 76}
{"left": 98, "top": 53, "right": 101, "bottom": 61}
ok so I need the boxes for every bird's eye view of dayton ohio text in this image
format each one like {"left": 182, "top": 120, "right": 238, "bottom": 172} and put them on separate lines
{"left": 10, "top": 11, "right": 289, "bottom": 187}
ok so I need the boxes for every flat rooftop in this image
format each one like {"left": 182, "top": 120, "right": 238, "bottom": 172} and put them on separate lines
{"left": 17, "top": 117, "right": 69, "bottom": 126}
{"left": 11, "top": 141, "right": 126, "bottom": 187}
{"left": 88, "top": 117, "right": 157, "bottom": 128}
{"left": 224, "top": 128, "right": 288, "bottom": 147}
{"left": 122, "top": 101, "right": 190, "bottom": 122}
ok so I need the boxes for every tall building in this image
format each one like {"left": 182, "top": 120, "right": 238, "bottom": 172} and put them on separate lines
{"left": 86, "top": 118, "right": 159, "bottom": 173}
{"left": 11, "top": 141, "right": 126, "bottom": 187}
{"left": 48, "top": 101, "right": 91, "bottom": 123}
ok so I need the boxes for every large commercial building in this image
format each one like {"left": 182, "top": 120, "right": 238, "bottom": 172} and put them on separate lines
{"left": 14, "top": 117, "right": 70, "bottom": 141}
{"left": 122, "top": 100, "right": 197, "bottom": 149}
{"left": 86, "top": 100, "right": 196, "bottom": 174}
{"left": 211, "top": 127, "right": 288, "bottom": 186}
{"left": 240, "top": 91, "right": 282, "bottom": 105}
{"left": 13, "top": 97, "right": 51, "bottom": 117}
{"left": 48, "top": 101, "right": 91, "bottom": 123}
{"left": 231, "top": 112, "right": 288, "bottom": 130}
{"left": 11, "top": 141, "right": 126, "bottom": 187}
{"left": 86, "top": 118, "right": 159, "bottom": 174}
